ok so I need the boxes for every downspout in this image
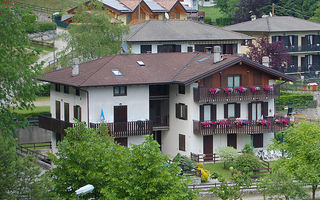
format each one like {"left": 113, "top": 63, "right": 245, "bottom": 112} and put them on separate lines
{"left": 80, "top": 88, "right": 89, "bottom": 127}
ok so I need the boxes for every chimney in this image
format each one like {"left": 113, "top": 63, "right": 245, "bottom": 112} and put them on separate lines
{"left": 262, "top": 56, "right": 270, "bottom": 67}
{"left": 213, "top": 46, "right": 221, "bottom": 63}
{"left": 251, "top": 15, "right": 256, "bottom": 21}
{"left": 272, "top": 3, "right": 275, "bottom": 17}
{"left": 72, "top": 58, "right": 79, "bottom": 76}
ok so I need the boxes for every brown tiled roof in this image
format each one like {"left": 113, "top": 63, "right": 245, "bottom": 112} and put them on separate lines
{"left": 153, "top": 0, "right": 177, "bottom": 10}
{"left": 38, "top": 53, "right": 295, "bottom": 87}
{"left": 118, "top": 0, "right": 141, "bottom": 11}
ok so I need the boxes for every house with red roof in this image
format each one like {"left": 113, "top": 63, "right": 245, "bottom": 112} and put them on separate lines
{"left": 38, "top": 49, "right": 294, "bottom": 157}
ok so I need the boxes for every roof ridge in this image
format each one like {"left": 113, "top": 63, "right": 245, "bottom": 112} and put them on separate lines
{"left": 126, "top": 20, "right": 150, "bottom": 41}
{"left": 171, "top": 53, "right": 201, "bottom": 82}
{"left": 79, "top": 55, "right": 117, "bottom": 86}
{"left": 266, "top": 17, "right": 271, "bottom": 32}
{"left": 114, "top": 0, "right": 131, "bottom": 11}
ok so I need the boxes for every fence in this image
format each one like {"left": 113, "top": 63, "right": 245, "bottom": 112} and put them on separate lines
{"left": 19, "top": 142, "right": 52, "bottom": 150}
{"left": 17, "top": 144, "right": 51, "bottom": 165}
{"left": 31, "top": 40, "right": 54, "bottom": 48}
{"left": 15, "top": 1, "right": 62, "bottom": 14}
{"left": 191, "top": 152, "right": 222, "bottom": 163}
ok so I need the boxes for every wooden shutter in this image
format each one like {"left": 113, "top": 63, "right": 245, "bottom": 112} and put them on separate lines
{"left": 262, "top": 102, "right": 268, "bottom": 117}
{"left": 64, "top": 103, "right": 69, "bottom": 122}
{"left": 248, "top": 103, "right": 252, "bottom": 120}
{"left": 294, "top": 35, "right": 298, "bottom": 46}
{"left": 55, "top": 101, "right": 60, "bottom": 120}
{"left": 78, "top": 106, "right": 81, "bottom": 121}
{"left": 252, "top": 134, "right": 263, "bottom": 148}
{"left": 184, "top": 105, "right": 188, "bottom": 120}
{"left": 224, "top": 104, "right": 228, "bottom": 119}
{"left": 235, "top": 103, "right": 241, "bottom": 118}
{"left": 179, "top": 134, "right": 186, "bottom": 151}
{"left": 211, "top": 105, "right": 217, "bottom": 121}
{"left": 176, "top": 104, "right": 180, "bottom": 119}
{"left": 221, "top": 75, "right": 228, "bottom": 87}
{"left": 200, "top": 105, "right": 204, "bottom": 121}
{"left": 302, "top": 37, "right": 307, "bottom": 46}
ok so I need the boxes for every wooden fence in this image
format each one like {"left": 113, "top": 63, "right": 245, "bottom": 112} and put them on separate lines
{"left": 17, "top": 144, "right": 51, "bottom": 165}
{"left": 31, "top": 40, "right": 54, "bottom": 48}
{"left": 15, "top": 1, "right": 62, "bottom": 14}
{"left": 19, "top": 142, "right": 52, "bottom": 150}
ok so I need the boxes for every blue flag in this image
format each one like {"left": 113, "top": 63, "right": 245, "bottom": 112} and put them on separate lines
{"left": 100, "top": 109, "right": 105, "bottom": 121}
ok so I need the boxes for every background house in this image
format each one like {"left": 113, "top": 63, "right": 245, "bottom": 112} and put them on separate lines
{"left": 224, "top": 16, "right": 320, "bottom": 78}
{"left": 64, "top": 0, "right": 197, "bottom": 25}
{"left": 38, "top": 51, "right": 294, "bottom": 156}
{"left": 124, "top": 20, "right": 252, "bottom": 54}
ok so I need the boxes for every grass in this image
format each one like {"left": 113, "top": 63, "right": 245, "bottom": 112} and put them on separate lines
{"left": 35, "top": 96, "right": 50, "bottom": 102}
{"left": 18, "top": 0, "right": 80, "bottom": 11}
{"left": 204, "top": 163, "right": 233, "bottom": 180}
{"left": 199, "top": 6, "right": 226, "bottom": 23}
{"left": 31, "top": 43, "right": 57, "bottom": 55}
{"left": 13, "top": 106, "right": 50, "bottom": 118}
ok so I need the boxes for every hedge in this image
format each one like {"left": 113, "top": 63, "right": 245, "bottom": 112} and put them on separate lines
{"left": 27, "top": 22, "right": 57, "bottom": 34}
{"left": 215, "top": 17, "right": 232, "bottom": 26}
{"left": 276, "top": 91, "right": 315, "bottom": 110}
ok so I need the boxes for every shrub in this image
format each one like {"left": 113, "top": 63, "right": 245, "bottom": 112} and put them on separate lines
{"left": 27, "top": 22, "right": 57, "bottom": 33}
{"left": 172, "top": 153, "right": 195, "bottom": 171}
{"left": 276, "top": 91, "right": 314, "bottom": 110}
{"left": 233, "top": 153, "right": 263, "bottom": 170}
{"left": 241, "top": 142, "right": 254, "bottom": 154}
{"left": 210, "top": 172, "right": 219, "bottom": 179}
{"left": 216, "top": 17, "right": 232, "bottom": 26}
{"left": 197, "top": 167, "right": 210, "bottom": 182}
{"left": 218, "top": 146, "right": 239, "bottom": 168}
{"left": 195, "top": 162, "right": 204, "bottom": 169}
{"left": 204, "top": 17, "right": 212, "bottom": 25}
{"left": 36, "top": 83, "right": 50, "bottom": 97}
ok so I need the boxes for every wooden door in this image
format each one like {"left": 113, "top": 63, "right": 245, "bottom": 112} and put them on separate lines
{"left": 252, "top": 134, "right": 263, "bottom": 148}
{"left": 114, "top": 106, "right": 127, "bottom": 132}
{"left": 227, "top": 134, "right": 237, "bottom": 149}
{"left": 64, "top": 103, "right": 69, "bottom": 122}
{"left": 203, "top": 135, "right": 213, "bottom": 161}
{"left": 55, "top": 101, "right": 60, "bottom": 120}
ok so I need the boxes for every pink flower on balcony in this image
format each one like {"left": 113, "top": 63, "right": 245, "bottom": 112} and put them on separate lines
{"left": 256, "top": 120, "right": 271, "bottom": 127}
{"left": 209, "top": 88, "right": 220, "bottom": 94}
{"left": 236, "top": 86, "right": 247, "bottom": 93}
{"left": 263, "top": 85, "right": 272, "bottom": 91}
{"left": 218, "top": 120, "right": 229, "bottom": 126}
{"left": 201, "top": 121, "right": 211, "bottom": 128}
{"left": 275, "top": 118, "right": 290, "bottom": 126}
{"left": 210, "top": 121, "right": 216, "bottom": 126}
{"left": 224, "top": 87, "right": 233, "bottom": 94}
{"left": 249, "top": 86, "right": 261, "bottom": 93}
{"left": 234, "top": 120, "right": 250, "bottom": 127}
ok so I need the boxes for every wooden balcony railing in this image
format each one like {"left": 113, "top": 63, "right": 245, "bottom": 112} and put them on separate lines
{"left": 193, "top": 85, "right": 280, "bottom": 103}
{"left": 193, "top": 119, "right": 288, "bottom": 135}
{"left": 90, "top": 120, "right": 153, "bottom": 137}
{"left": 39, "top": 114, "right": 73, "bottom": 136}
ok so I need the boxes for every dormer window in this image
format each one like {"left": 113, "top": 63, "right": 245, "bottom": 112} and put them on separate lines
{"left": 112, "top": 69, "right": 123, "bottom": 76}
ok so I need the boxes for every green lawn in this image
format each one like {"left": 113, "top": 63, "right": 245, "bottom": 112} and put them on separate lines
{"left": 35, "top": 96, "right": 50, "bottom": 102}
{"left": 204, "top": 163, "right": 233, "bottom": 180}
{"left": 13, "top": 106, "right": 50, "bottom": 118}
{"left": 31, "top": 43, "right": 57, "bottom": 55}
{"left": 199, "top": 6, "right": 226, "bottom": 23}
{"left": 17, "top": 0, "right": 80, "bottom": 11}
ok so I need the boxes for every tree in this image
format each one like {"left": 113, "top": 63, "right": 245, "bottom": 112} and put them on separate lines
{"left": 233, "top": 0, "right": 271, "bottom": 23}
{"left": 215, "top": 0, "right": 240, "bottom": 17}
{"left": 50, "top": 122, "right": 196, "bottom": 199}
{"left": 257, "top": 164, "right": 307, "bottom": 200}
{"left": 272, "top": 121, "right": 320, "bottom": 200}
{"left": 247, "top": 36, "right": 291, "bottom": 71}
{"left": 310, "top": 1, "right": 320, "bottom": 23}
{"left": 218, "top": 146, "right": 239, "bottom": 168}
{"left": 0, "top": 4, "right": 41, "bottom": 137}
{"left": 275, "top": 0, "right": 318, "bottom": 20}
{"left": 60, "top": 0, "right": 128, "bottom": 66}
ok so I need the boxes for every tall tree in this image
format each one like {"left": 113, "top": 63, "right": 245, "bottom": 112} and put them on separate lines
{"left": 247, "top": 36, "right": 291, "bottom": 71}
{"left": 233, "top": 0, "right": 271, "bottom": 23}
{"left": 0, "top": 3, "right": 41, "bottom": 137}
{"left": 60, "top": 0, "right": 128, "bottom": 66}
{"left": 272, "top": 121, "right": 320, "bottom": 200}
{"left": 50, "top": 122, "right": 196, "bottom": 199}
{"left": 310, "top": 1, "right": 320, "bottom": 23}
{"left": 215, "top": 0, "right": 240, "bottom": 17}
{"left": 274, "top": 0, "right": 318, "bottom": 19}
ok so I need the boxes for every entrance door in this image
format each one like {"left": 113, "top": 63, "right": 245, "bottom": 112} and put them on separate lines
{"left": 203, "top": 135, "right": 213, "bottom": 161}
{"left": 114, "top": 106, "right": 127, "bottom": 132}
{"left": 227, "top": 134, "right": 237, "bottom": 149}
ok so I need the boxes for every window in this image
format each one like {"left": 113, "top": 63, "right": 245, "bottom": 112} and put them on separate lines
{"left": 55, "top": 84, "right": 60, "bottom": 92}
{"left": 248, "top": 102, "right": 268, "bottom": 120}
{"left": 174, "top": 13, "right": 177, "bottom": 19}
{"left": 178, "top": 84, "right": 185, "bottom": 94}
{"left": 55, "top": 101, "right": 60, "bottom": 120}
{"left": 113, "top": 86, "right": 127, "bottom": 96}
{"left": 252, "top": 134, "right": 263, "bottom": 148}
{"left": 76, "top": 88, "right": 80, "bottom": 96}
{"left": 176, "top": 103, "right": 188, "bottom": 120}
{"left": 64, "top": 102, "right": 69, "bottom": 122}
{"left": 64, "top": 85, "right": 69, "bottom": 94}
{"left": 224, "top": 103, "right": 240, "bottom": 119}
{"left": 141, "top": 45, "right": 151, "bottom": 54}
{"left": 179, "top": 134, "right": 185, "bottom": 151}
{"left": 74, "top": 105, "right": 81, "bottom": 121}
{"left": 112, "top": 69, "right": 123, "bottom": 76}
{"left": 227, "top": 75, "right": 240, "bottom": 88}
{"left": 127, "top": 14, "right": 131, "bottom": 24}
{"left": 187, "top": 46, "right": 193, "bottom": 52}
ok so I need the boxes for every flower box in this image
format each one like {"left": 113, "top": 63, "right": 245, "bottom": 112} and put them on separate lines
{"left": 249, "top": 86, "right": 261, "bottom": 93}
{"left": 234, "top": 120, "right": 250, "bottom": 127}
{"left": 275, "top": 118, "right": 290, "bottom": 126}
{"left": 209, "top": 88, "right": 220, "bottom": 95}
{"left": 224, "top": 87, "right": 233, "bottom": 94}
{"left": 235, "top": 86, "right": 247, "bottom": 93}
{"left": 256, "top": 120, "right": 271, "bottom": 127}
{"left": 263, "top": 85, "right": 272, "bottom": 91}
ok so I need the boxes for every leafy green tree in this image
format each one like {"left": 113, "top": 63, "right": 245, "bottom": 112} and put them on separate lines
{"left": 218, "top": 146, "right": 239, "bottom": 168}
{"left": 234, "top": 0, "right": 271, "bottom": 23}
{"left": 257, "top": 164, "right": 307, "bottom": 200}
{"left": 310, "top": 1, "right": 320, "bottom": 23}
{"left": 210, "top": 170, "right": 252, "bottom": 200}
{"left": 0, "top": 4, "right": 41, "bottom": 137}
{"left": 272, "top": 121, "right": 320, "bottom": 200}
{"left": 50, "top": 122, "right": 196, "bottom": 199}
{"left": 275, "top": 0, "right": 318, "bottom": 20}
{"left": 215, "top": 0, "right": 240, "bottom": 17}
{"left": 60, "top": 0, "right": 128, "bottom": 66}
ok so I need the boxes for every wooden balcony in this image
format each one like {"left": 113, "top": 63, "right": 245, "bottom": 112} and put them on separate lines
{"left": 193, "top": 119, "right": 288, "bottom": 135}
{"left": 90, "top": 120, "right": 153, "bottom": 137}
{"left": 39, "top": 114, "right": 73, "bottom": 136}
{"left": 193, "top": 85, "right": 280, "bottom": 103}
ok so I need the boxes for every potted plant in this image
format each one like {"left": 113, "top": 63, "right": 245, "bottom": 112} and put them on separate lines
{"left": 209, "top": 88, "right": 221, "bottom": 95}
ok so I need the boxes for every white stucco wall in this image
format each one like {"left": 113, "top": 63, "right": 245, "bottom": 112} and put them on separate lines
{"left": 128, "top": 135, "right": 146, "bottom": 147}
{"left": 131, "top": 44, "right": 141, "bottom": 54}
{"left": 88, "top": 85, "right": 149, "bottom": 123}
{"left": 263, "top": 132, "right": 274, "bottom": 147}
{"left": 50, "top": 84, "right": 88, "bottom": 124}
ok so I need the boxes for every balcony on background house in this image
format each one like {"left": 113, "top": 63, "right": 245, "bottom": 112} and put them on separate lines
{"left": 193, "top": 85, "right": 280, "bottom": 103}
{"left": 193, "top": 117, "right": 288, "bottom": 135}
{"left": 285, "top": 45, "right": 320, "bottom": 53}
{"left": 90, "top": 120, "right": 153, "bottom": 137}
{"left": 38, "top": 114, "right": 74, "bottom": 141}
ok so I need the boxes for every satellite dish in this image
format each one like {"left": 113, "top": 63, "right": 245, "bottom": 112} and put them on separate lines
{"left": 165, "top": 12, "right": 169, "bottom": 20}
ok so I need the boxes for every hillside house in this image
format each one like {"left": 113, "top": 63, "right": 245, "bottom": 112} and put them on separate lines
{"left": 38, "top": 50, "right": 294, "bottom": 157}
{"left": 124, "top": 20, "right": 252, "bottom": 54}
{"left": 225, "top": 16, "right": 320, "bottom": 78}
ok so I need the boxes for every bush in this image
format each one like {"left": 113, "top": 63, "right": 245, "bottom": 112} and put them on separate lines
{"left": 216, "top": 17, "right": 232, "bottom": 26}
{"left": 172, "top": 153, "right": 195, "bottom": 171}
{"left": 36, "top": 83, "right": 50, "bottom": 97}
{"left": 27, "top": 22, "right": 57, "bottom": 33}
{"left": 233, "top": 153, "right": 263, "bottom": 170}
{"left": 218, "top": 146, "right": 239, "bottom": 168}
{"left": 197, "top": 167, "right": 210, "bottom": 182}
{"left": 241, "top": 142, "right": 254, "bottom": 154}
{"left": 204, "top": 17, "right": 212, "bottom": 25}
{"left": 276, "top": 91, "right": 314, "bottom": 110}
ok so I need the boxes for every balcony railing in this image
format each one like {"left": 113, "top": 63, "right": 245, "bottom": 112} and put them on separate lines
{"left": 90, "top": 120, "right": 153, "bottom": 137}
{"left": 285, "top": 45, "right": 320, "bottom": 53}
{"left": 282, "top": 65, "right": 320, "bottom": 73}
{"left": 193, "top": 85, "right": 280, "bottom": 103}
{"left": 193, "top": 118, "right": 288, "bottom": 135}
{"left": 39, "top": 114, "right": 73, "bottom": 136}
{"left": 150, "top": 115, "right": 169, "bottom": 129}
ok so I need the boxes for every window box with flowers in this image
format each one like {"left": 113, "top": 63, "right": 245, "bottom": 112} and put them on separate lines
{"left": 275, "top": 118, "right": 290, "bottom": 126}
{"left": 234, "top": 120, "right": 250, "bottom": 127}
{"left": 208, "top": 88, "right": 221, "bottom": 95}
{"left": 224, "top": 87, "right": 233, "bottom": 94}
{"left": 256, "top": 120, "right": 271, "bottom": 127}
{"left": 235, "top": 86, "right": 247, "bottom": 93}
{"left": 201, "top": 121, "right": 217, "bottom": 128}
{"left": 218, "top": 120, "right": 230, "bottom": 127}
{"left": 249, "top": 86, "right": 261, "bottom": 93}
{"left": 263, "top": 85, "right": 273, "bottom": 93}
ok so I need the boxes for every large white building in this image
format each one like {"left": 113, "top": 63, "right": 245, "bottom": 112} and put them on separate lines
{"left": 39, "top": 51, "right": 294, "bottom": 157}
